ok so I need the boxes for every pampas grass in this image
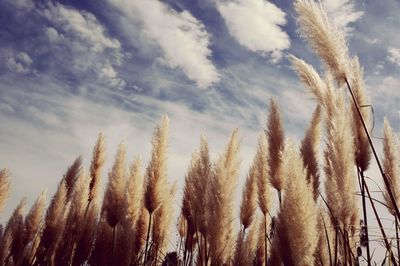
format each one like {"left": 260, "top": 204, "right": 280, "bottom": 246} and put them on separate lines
{"left": 240, "top": 165, "right": 257, "bottom": 232}
{"left": 294, "top": 0, "right": 350, "bottom": 84}
{"left": 269, "top": 141, "right": 318, "bottom": 265}
{"left": 0, "top": 168, "right": 11, "bottom": 215}
{"left": 300, "top": 105, "right": 322, "bottom": 201}
{"left": 89, "top": 132, "right": 106, "bottom": 204}
{"left": 266, "top": 98, "right": 285, "bottom": 205}
{"left": 208, "top": 129, "right": 240, "bottom": 265}
{"left": 382, "top": 119, "right": 400, "bottom": 216}
{"left": 1, "top": 1, "right": 399, "bottom": 265}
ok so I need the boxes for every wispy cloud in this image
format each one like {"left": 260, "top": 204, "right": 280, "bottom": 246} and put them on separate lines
{"left": 109, "top": 0, "right": 220, "bottom": 89}
{"left": 322, "top": 0, "right": 363, "bottom": 34}
{"left": 215, "top": 0, "right": 290, "bottom": 62}
{"left": 388, "top": 47, "right": 400, "bottom": 67}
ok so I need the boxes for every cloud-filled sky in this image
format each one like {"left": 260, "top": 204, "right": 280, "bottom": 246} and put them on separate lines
{"left": 1, "top": 0, "right": 400, "bottom": 258}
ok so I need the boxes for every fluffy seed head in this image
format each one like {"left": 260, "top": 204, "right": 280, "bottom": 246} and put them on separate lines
{"left": 270, "top": 141, "right": 318, "bottom": 265}
{"left": 382, "top": 118, "right": 400, "bottom": 216}
{"left": 42, "top": 180, "right": 67, "bottom": 250}
{"left": 294, "top": 0, "right": 350, "bottom": 84}
{"left": 267, "top": 98, "right": 285, "bottom": 192}
{"left": 350, "top": 57, "right": 371, "bottom": 171}
{"left": 63, "top": 156, "right": 83, "bottom": 200}
{"left": 0, "top": 168, "right": 11, "bottom": 214}
{"left": 125, "top": 157, "right": 144, "bottom": 229}
{"left": 300, "top": 105, "right": 322, "bottom": 201}
{"left": 144, "top": 115, "right": 169, "bottom": 214}
{"left": 208, "top": 129, "right": 240, "bottom": 264}
{"left": 240, "top": 165, "right": 257, "bottom": 230}
{"left": 191, "top": 136, "right": 212, "bottom": 235}
{"left": 255, "top": 134, "right": 273, "bottom": 216}
{"left": 89, "top": 132, "right": 106, "bottom": 203}
{"left": 324, "top": 91, "right": 358, "bottom": 229}
{"left": 23, "top": 190, "right": 46, "bottom": 245}
{"left": 103, "top": 143, "right": 127, "bottom": 228}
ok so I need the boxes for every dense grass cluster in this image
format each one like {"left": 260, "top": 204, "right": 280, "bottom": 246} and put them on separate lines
{"left": 1, "top": 0, "right": 400, "bottom": 265}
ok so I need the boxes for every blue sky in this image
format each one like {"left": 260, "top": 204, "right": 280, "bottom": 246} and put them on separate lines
{"left": 1, "top": 0, "right": 400, "bottom": 256}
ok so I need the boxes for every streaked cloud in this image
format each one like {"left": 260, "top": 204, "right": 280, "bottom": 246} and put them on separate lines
{"left": 215, "top": 0, "right": 290, "bottom": 62}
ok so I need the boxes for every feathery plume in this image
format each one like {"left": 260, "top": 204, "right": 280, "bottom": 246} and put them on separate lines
{"left": 208, "top": 129, "right": 240, "bottom": 264}
{"left": 255, "top": 134, "right": 272, "bottom": 216}
{"left": 300, "top": 105, "right": 322, "bottom": 201}
{"left": 144, "top": 115, "right": 169, "bottom": 214}
{"left": 23, "top": 190, "right": 46, "bottom": 246}
{"left": 64, "top": 156, "right": 83, "bottom": 200}
{"left": 191, "top": 136, "right": 211, "bottom": 237}
{"left": 269, "top": 141, "right": 318, "bottom": 265}
{"left": 290, "top": 55, "right": 326, "bottom": 105}
{"left": 8, "top": 198, "right": 27, "bottom": 263}
{"left": 41, "top": 180, "right": 67, "bottom": 252}
{"left": 152, "top": 183, "right": 177, "bottom": 258}
{"left": 0, "top": 168, "right": 11, "bottom": 214}
{"left": 233, "top": 216, "right": 261, "bottom": 266}
{"left": 103, "top": 143, "right": 127, "bottom": 228}
{"left": 324, "top": 90, "right": 359, "bottom": 230}
{"left": 240, "top": 165, "right": 257, "bottom": 231}
{"left": 72, "top": 201, "right": 99, "bottom": 266}
{"left": 89, "top": 132, "right": 106, "bottom": 203}
{"left": 181, "top": 149, "right": 202, "bottom": 242}
{"left": 266, "top": 98, "right": 285, "bottom": 202}
{"left": 382, "top": 119, "right": 400, "bottom": 216}
{"left": 0, "top": 199, "right": 26, "bottom": 264}
{"left": 350, "top": 58, "right": 371, "bottom": 171}
{"left": 125, "top": 157, "right": 144, "bottom": 230}
{"left": 294, "top": 0, "right": 350, "bottom": 84}
{"left": 55, "top": 172, "right": 90, "bottom": 265}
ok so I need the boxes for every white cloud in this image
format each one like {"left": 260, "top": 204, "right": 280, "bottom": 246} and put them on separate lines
{"left": 388, "top": 47, "right": 400, "bottom": 66}
{"left": 38, "top": 2, "right": 125, "bottom": 89}
{"left": 215, "top": 0, "right": 290, "bottom": 61}
{"left": 109, "top": 0, "right": 220, "bottom": 89}
{"left": 42, "top": 2, "right": 120, "bottom": 53}
{"left": 4, "top": 51, "right": 33, "bottom": 74}
{"left": 99, "top": 63, "right": 126, "bottom": 89}
{"left": 322, "top": 0, "right": 363, "bottom": 34}
{"left": 45, "top": 27, "right": 64, "bottom": 43}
